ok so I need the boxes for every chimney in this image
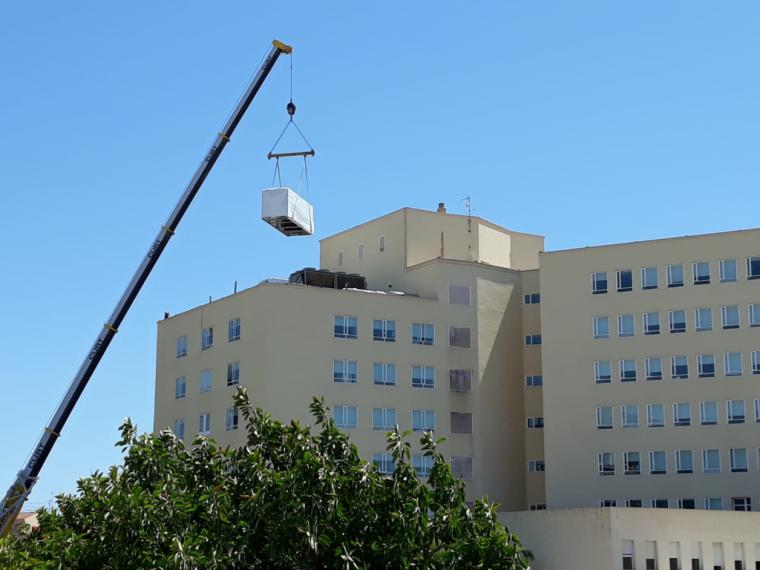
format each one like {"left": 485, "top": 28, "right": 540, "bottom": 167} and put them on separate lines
{"left": 437, "top": 202, "right": 446, "bottom": 214}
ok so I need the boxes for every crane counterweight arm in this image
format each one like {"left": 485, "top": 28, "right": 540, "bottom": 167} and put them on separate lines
{"left": 0, "top": 39, "right": 293, "bottom": 538}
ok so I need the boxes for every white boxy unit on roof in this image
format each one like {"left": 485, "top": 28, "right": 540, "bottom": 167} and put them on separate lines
{"left": 261, "top": 187, "right": 314, "bottom": 236}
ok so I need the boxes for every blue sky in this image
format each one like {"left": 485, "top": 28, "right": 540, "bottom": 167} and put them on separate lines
{"left": 1, "top": 2, "right": 759, "bottom": 508}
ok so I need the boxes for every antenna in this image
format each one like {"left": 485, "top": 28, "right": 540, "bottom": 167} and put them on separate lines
{"left": 461, "top": 196, "right": 473, "bottom": 233}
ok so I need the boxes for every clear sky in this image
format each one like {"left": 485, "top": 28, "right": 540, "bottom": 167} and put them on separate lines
{"left": 1, "top": 2, "right": 759, "bottom": 508}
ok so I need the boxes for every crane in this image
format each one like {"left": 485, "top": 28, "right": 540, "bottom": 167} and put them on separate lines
{"left": 0, "top": 39, "right": 294, "bottom": 538}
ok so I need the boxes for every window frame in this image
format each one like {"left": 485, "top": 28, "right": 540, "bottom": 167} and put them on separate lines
{"left": 225, "top": 407, "right": 239, "bottom": 432}
{"left": 226, "top": 361, "right": 240, "bottom": 386}
{"left": 647, "top": 403, "right": 665, "bottom": 427}
{"left": 675, "top": 449, "right": 694, "bottom": 474}
{"left": 668, "top": 309, "right": 687, "bottom": 334}
{"left": 729, "top": 448, "right": 748, "bottom": 473}
{"left": 753, "top": 351, "right": 760, "bottom": 375}
{"left": 721, "top": 305, "right": 740, "bottom": 329}
{"left": 723, "top": 352, "right": 743, "bottom": 376}
{"left": 619, "top": 359, "right": 637, "bottom": 382}
{"left": 228, "top": 318, "right": 241, "bottom": 342}
{"left": 411, "top": 365, "right": 435, "bottom": 389}
{"left": 719, "top": 259, "right": 737, "bottom": 283}
{"left": 747, "top": 256, "right": 760, "bottom": 280}
{"left": 597, "top": 452, "right": 615, "bottom": 476}
{"left": 673, "top": 402, "right": 691, "bottom": 426}
{"left": 667, "top": 264, "right": 684, "bottom": 287}
{"left": 702, "top": 448, "right": 721, "bottom": 473}
{"left": 174, "top": 376, "right": 187, "bottom": 399}
{"left": 692, "top": 261, "right": 711, "bottom": 285}
{"left": 596, "top": 406, "right": 613, "bottom": 430}
{"left": 448, "top": 326, "right": 472, "bottom": 348}
{"left": 372, "top": 362, "right": 397, "bottom": 386}
{"left": 621, "top": 404, "right": 639, "bottom": 428}
{"left": 176, "top": 335, "right": 188, "bottom": 358}
{"left": 592, "top": 271, "right": 608, "bottom": 294}
{"left": 378, "top": 235, "right": 385, "bottom": 253}
{"left": 645, "top": 357, "right": 663, "bottom": 381}
{"left": 698, "top": 353, "right": 715, "bottom": 378}
{"left": 333, "top": 404, "right": 358, "bottom": 429}
{"left": 624, "top": 451, "right": 640, "bottom": 475}
{"left": 649, "top": 450, "right": 667, "bottom": 475}
{"left": 749, "top": 303, "right": 760, "bottom": 327}
{"left": 372, "top": 407, "right": 397, "bottom": 431}
{"left": 641, "top": 266, "right": 658, "bottom": 290}
{"left": 700, "top": 401, "right": 718, "bottom": 425}
{"left": 333, "top": 359, "right": 358, "bottom": 384}
{"left": 595, "top": 360, "right": 612, "bottom": 384}
{"left": 643, "top": 312, "right": 660, "bottom": 335}
{"left": 199, "top": 369, "right": 212, "bottom": 393}
{"left": 617, "top": 269, "right": 633, "bottom": 292}
{"left": 411, "top": 322, "right": 435, "bottom": 345}
{"left": 727, "top": 399, "right": 745, "bottom": 424}
{"left": 334, "top": 315, "right": 358, "bottom": 339}
{"left": 670, "top": 355, "right": 688, "bottom": 379}
{"left": 372, "top": 319, "right": 396, "bottom": 342}
{"left": 526, "top": 374, "right": 543, "bottom": 387}
{"left": 173, "top": 418, "right": 185, "bottom": 439}
{"left": 198, "top": 412, "right": 211, "bottom": 436}
{"left": 695, "top": 307, "right": 713, "bottom": 331}
{"left": 372, "top": 452, "right": 395, "bottom": 474}
{"left": 617, "top": 314, "right": 635, "bottom": 337}
{"left": 201, "top": 327, "right": 214, "bottom": 351}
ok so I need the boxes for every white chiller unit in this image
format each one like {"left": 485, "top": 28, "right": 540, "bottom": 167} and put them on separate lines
{"left": 261, "top": 187, "right": 314, "bottom": 236}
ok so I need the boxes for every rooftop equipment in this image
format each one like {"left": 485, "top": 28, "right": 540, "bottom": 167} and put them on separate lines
{"left": 288, "top": 267, "right": 367, "bottom": 290}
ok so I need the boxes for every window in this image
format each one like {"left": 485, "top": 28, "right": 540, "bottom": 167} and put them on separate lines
{"left": 749, "top": 304, "right": 760, "bottom": 327}
{"left": 228, "top": 318, "right": 241, "bottom": 342}
{"left": 618, "top": 314, "right": 635, "bottom": 337}
{"left": 702, "top": 449, "right": 721, "bottom": 473}
{"left": 730, "top": 448, "right": 748, "bottom": 473}
{"left": 226, "top": 362, "right": 240, "bottom": 386}
{"left": 650, "top": 451, "right": 667, "bottom": 474}
{"left": 644, "top": 312, "right": 661, "bottom": 335}
{"left": 412, "top": 365, "right": 435, "bottom": 389}
{"left": 620, "top": 359, "right": 637, "bottom": 382}
{"left": 621, "top": 405, "right": 639, "bottom": 428}
{"left": 705, "top": 497, "right": 723, "bottom": 510}
{"left": 617, "top": 269, "right": 633, "bottom": 292}
{"left": 593, "top": 316, "right": 609, "bottom": 339}
{"left": 198, "top": 413, "right": 211, "bottom": 435}
{"left": 523, "top": 293, "right": 540, "bottom": 304}
{"left": 642, "top": 267, "right": 659, "bottom": 290}
{"left": 600, "top": 499, "right": 617, "bottom": 507}
{"left": 449, "top": 284, "right": 471, "bottom": 305}
{"left": 411, "top": 323, "right": 434, "bottom": 345}
{"left": 372, "top": 453, "right": 394, "bottom": 474}
{"left": 624, "top": 451, "right": 640, "bottom": 475}
{"left": 732, "top": 497, "right": 752, "bottom": 512}
{"left": 201, "top": 327, "right": 213, "bottom": 350}
{"left": 625, "top": 499, "right": 643, "bottom": 507}
{"left": 727, "top": 400, "right": 745, "bottom": 424}
{"left": 700, "top": 401, "right": 718, "bottom": 425}
{"left": 527, "top": 416, "right": 544, "bottom": 429}
{"left": 373, "top": 362, "right": 397, "bottom": 386}
{"left": 450, "top": 456, "right": 474, "bottom": 480}
{"left": 678, "top": 498, "right": 696, "bottom": 509}
{"left": 671, "top": 355, "right": 688, "bottom": 379}
{"left": 372, "top": 407, "right": 396, "bottom": 431}
{"left": 720, "top": 259, "right": 737, "bottom": 283}
{"left": 693, "top": 261, "right": 710, "bottom": 285}
{"left": 378, "top": 235, "right": 385, "bottom": 253}
{"left": 333, "top": 359, "right": 358, "bottom": 384}
{"left": 667, "top": 264, "right": 684, "bottom": 287}
{"left": 592, "top": 271, "right": 608, "bottom": 294}
{"left": 176, "top": 335, "right": 188, "bottom": 358}
{"left": 173, "top": 418, "right": 185, "bottom": 439}
{"left": 526, "top": 375, "right": 543, "bottom": 387}
{"left": 695, "top": 307, "right": 713, "bottom": 331}
{"left": 528, "top": 460, "right": 545, "bottom": 472}
{"left": 747, "top": 256, "right": 760, "bottom": 280}
{"left": 755, "top": 399, "right": 760, "bottom": 423}
{"left": 673, "top": 403, "right": 691, "bottom": 426}
{"left": 451, "top": 412, "right": 473, "bottom": 434}
{"left": 175, "top": 376, "right": 186, "bottom": 399}
{"left": 669, "top": 310, "right": 687, "bottom": 334}
{"left": 525, "top": 334, "right": 542, "bottom": 345}
{"left": 724, "top": 352, "right": 743, "bottom": 376}
{"left": 337, "top": 251, "right": 343, "bottom": 266}
{"left": 357, "top": 244, "right": 365, "bottom": 259}
{"left": 596, "top": 406, "right": 613, "bottom": 429}
{"left": 225, "top": 407, "right": 239, "bottom": 431}
{"left": 595, "top": 360, "right": 612, "bottom": 384}
{"left": 698, "top": 354, "right": 715, "bottom": 378}
{"left": 753, "top": 351, "right": 760, "bottom": 375}
{"left": 645, "top": 357, "right": 663, "bottom": 381}
{"left": 200, "top": 370, "right": 212, "bottom": 393}
{"left": 334, "top": 315, "right": 358, "bottom": 339}
{"left": 373, "top": 319, "right": 396, "bottom": 342}
{"left": 413, "top": 454, "right": 434, "bottom": 477}
{"left": 529, "top": 504, "right": 546, "bottom": 511}
{"left": 651, "top": 499, "right": 669, "bottom": 508}
{"left": 648, "top": 404, "right": 665, "bottom": 427}
{"left": 449, "top": 369, "right": 472, "bottom": 392}
{"left": 333, "top": 405, "right": 358, "bottom": 429}
{"left": 598, "top": 452, "right": 615, "bottom": 475}
{"left": 721, "top": 305, "right": 740, "bottom": 329}
{"left": 449, "top": 326, "right": 471, "bottom": 348}
{"left": 676, "top": 450, "right": 693, "bottom": 474}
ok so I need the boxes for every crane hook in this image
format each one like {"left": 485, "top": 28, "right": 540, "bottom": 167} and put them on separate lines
{"left": 287, "top": 100, "right": 296, "bottom": 117}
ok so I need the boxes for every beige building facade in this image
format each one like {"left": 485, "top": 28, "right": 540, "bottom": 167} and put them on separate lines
{"left": 154, "top": 205, "right": 760, "bottom": 515}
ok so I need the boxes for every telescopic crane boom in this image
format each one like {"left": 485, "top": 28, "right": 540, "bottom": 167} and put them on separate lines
{"left": 0, "top": 39, "right": 293, "bottom": 538}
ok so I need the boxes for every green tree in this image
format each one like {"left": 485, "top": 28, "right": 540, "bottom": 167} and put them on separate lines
{"left": 1, "top": 389, "right": 531, "bottom": 569}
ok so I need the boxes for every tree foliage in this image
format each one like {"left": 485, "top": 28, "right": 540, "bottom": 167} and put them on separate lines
{"left": 1, "top": 388, "right": 531, "bottom": 569}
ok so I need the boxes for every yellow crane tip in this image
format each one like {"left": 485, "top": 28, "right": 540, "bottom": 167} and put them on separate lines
{"left": 273, "top": 40, "right": 293, "bottom": 54}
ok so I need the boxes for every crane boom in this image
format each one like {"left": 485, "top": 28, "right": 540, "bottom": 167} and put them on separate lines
{"left": 0, "top": 39, "right": 293, "bottom": 538}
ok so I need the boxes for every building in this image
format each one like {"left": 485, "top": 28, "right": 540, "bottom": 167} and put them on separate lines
{"left": 501, "top": 508, "right": 760, "bottom": 570}
{"left": 153, "top": 204, "right": 760, "bottom": 513}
